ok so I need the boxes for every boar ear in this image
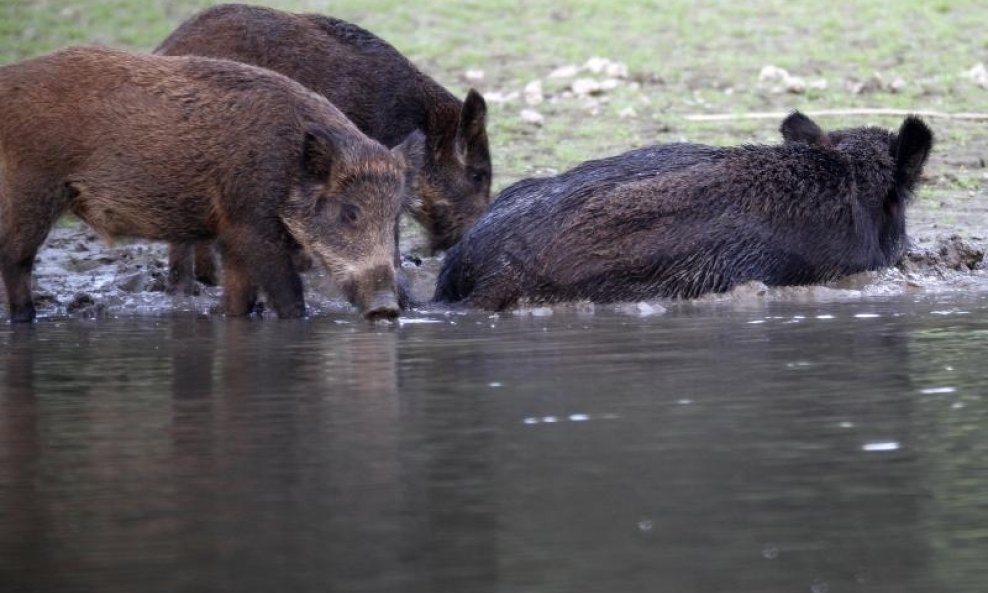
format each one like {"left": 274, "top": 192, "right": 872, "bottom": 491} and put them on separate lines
{"left": 456, "top": 89, "right": 489, "bottom": 164}
{"left": 302, "top": 125, "right": 344, "bottom": 181}
{"left": 780, "top": 111, "right": 829, "bottom": 147}
{"left": 895, "top": 116, "right": 933, "bottom": 189}
{"left": 393, "top": 130, "right": 427, "bottom": 197}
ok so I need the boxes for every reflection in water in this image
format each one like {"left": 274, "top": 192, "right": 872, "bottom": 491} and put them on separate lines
{"left": 1, "top": 297, "right": 988, "bottom": 592}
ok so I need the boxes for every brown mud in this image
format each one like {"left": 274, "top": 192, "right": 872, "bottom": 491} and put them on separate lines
{"left": 7, "top": 188, "right": 984, "bottom": 322}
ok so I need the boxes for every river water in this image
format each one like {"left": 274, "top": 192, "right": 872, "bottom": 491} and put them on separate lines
{"left": 2, "top": 294, "right": 988, "bottom": 592}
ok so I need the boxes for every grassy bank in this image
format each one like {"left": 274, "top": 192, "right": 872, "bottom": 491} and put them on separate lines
{"left": 2, "top": 1, "right": 986, "bottom": 201}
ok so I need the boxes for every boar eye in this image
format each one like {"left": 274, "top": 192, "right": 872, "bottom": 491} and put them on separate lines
{"left": 340, "top": 203, "right": 360, "bottom": 225}
{"left": 470, "top": 170, "right": 488, "bottom": 184}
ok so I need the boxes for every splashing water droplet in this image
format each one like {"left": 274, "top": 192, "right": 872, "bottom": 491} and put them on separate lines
{"left": 920, "top": 387, "right": 956, "bottom": 395}
{"left": 862, "top": 441, "right": 900, "bottom": 452}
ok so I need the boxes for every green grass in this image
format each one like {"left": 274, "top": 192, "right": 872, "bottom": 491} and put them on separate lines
{"left": 2, "top": 0, "right": 986, "bottom": 194}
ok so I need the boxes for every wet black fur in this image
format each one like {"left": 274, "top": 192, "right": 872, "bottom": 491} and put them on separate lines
{"left": 435, "top": 113, "right": 933, "bottom": 310}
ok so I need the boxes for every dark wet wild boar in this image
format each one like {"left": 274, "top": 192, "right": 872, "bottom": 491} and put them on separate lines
{"left": 435, "top": 113, "right": 933, "bottom": 309}
{"left": 0, "top": 46, "right": 423, "bottom": 322}
{"left": 157, "top": 3, "right": 492, "bottom": 290}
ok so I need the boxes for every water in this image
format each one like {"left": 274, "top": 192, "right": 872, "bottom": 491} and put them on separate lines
{"left": 2, "top": 295, "right": 988, "bottom": 592}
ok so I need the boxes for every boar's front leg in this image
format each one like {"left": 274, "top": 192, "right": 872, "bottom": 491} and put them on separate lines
{"left": 1, "top": 179, "right": 68, "bottom": 322}
{"left": 219, "top": 229, "right": 304, "bottom": 319}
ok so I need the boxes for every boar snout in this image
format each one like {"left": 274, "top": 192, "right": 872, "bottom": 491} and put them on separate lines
{"left": 363, "top": 291, "right": 400, "bottom": 321}
{"left": 342, "top": 263, "right": 401, "bottom": 320}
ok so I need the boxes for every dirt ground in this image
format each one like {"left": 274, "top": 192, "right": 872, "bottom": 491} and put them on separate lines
{"left": 19, "top": 196, "right": 986, "bottom": 321}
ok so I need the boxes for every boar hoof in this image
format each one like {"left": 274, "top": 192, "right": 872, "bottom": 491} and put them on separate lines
{"left": 195, "top": 270, "right": 219, "bottom": 287}
{"left": 9, "top": 303, "right": 36, "bottom": 323}
{"left": 166, "top": 274, "right": 199, "bottom": 296}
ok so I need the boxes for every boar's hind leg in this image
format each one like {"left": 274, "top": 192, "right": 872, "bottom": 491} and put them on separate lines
{"left": 194, "top": 242, "right": 219, "bottom": 285}
{"left": 220, "top": 234, "right": 304, "bottom": 319}
{"left": 168, "top": 241, "right": 220, "bottom": 295}
{"left": 167, "top": 242, "right": 197, "bottom": 295}
{"left": 0, "top": 181, "right": 68, "bottom": 322}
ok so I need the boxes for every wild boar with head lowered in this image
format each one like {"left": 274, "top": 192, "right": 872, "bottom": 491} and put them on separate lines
{"left": 434, "top": 113, "right": 933, "bottom": 309}
{"left": 157, "top": 3, "right": 492, "bottom": 290}
{"left": 0, "top": 46, "right": 423, "bottom": 322}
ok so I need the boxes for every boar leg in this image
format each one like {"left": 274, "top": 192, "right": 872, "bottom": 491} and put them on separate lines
{"left": 168, "top": 241, "right": 220, "bottom": 294}
{"left": 0, "top": 182, "right": 66, "bottom": 322}
{"left": 193, "top": 242, "right": 219, "bottom": 285}
{"left": 167, "top": 242, "right": 197, "bottom": 295}
{"left": 219, "top": 254, "right": 259, "bottom": 317}
{"left": 220, "top": 232, "right": 304, "bottom": 319}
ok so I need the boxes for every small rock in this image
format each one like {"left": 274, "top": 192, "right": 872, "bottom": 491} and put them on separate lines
{"left": 604, "top": 62, "right": 629, "bottom": 79}
{"left": 464, "top": 69, "right": 485, "bottom": 81}
{"left": 757, "top": 65, "right": 806, "bottom": 94}
{"left": 117, "top": 271, "right": 150, "bottom": 293}
{"left": 484, "top": 90, "right": 520, "bottom": 104}
{"left": 520, "top": 108, "right": 544, "bottom": 126}
{"left": 965, "top": 63, "right": 988, "bottom": 89}
{"left": 619, "top": 107, "right": 637, "bottom": 119}
{"left": 584, "top": 56, "right": 610, "bottom": 74}
{"left": 66, "top": 292, "right": 95, "bottom": 313}
{"left": 571, "top": 78, "right": 602, "bottom": 96}
{"left": 523, "top": 80, "right": 544, "bottom": 106}
{"left": 758, "top": 65, "right": 789, "bottom": 83}
{"left": 582, "top": 57, "right": 628, "bottom": 78}
{"left": 549, "top": 64, "right": 579, "bottom": 79}
{"left": 846, "top": 72, "right": 904, "bottom": 95}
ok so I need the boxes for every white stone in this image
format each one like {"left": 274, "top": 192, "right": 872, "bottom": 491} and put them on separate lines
{"left": 548, "top": 64, "right": 579, "bottom": 79}
{"left": 520, "top": 108, "right": 544, "bottom": 126}
{"left": 965, "top": 63, "right": 987, "bottom": 88}
{"left": 619, "top": 107, "right": 637, "bottom": 119}
{"left": 523, "top": 80, "right": 544, "bottom": 106}
{"left": 571, "top": 78, "right": 602, "bottom": 95}
{"left": 485, "top": 90, "right": 520, "bottom": 103}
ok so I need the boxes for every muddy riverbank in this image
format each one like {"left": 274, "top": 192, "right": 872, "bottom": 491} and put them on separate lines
{"left": 9, "top": 192, "right": 986, "bottom": 322}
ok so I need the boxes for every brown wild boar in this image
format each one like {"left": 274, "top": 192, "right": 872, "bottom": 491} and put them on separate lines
{"left": 157, "top": 3, "right": 492, "bottom": 290}
{"left": 435, "top": 113, "right": 933, "bottom": 309}
{"left": 0, "top": 46, "right": 423, "bottom": 322}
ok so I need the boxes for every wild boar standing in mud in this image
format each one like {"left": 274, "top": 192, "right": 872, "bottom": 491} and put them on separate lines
{"left": 157, "top": 2, "right": 492, "bottom": 292}
{"left": 0, "top": 46, "right": 423, "bottom": 322}
{"left": 434, "top": 113, "right": 933, "bottom": 310}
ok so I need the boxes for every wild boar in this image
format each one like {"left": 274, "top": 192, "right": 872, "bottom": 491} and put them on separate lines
{"left": 434, "top": 113, "right": 933, "bottom": 309}
{"left": 157, "top": 3, "right": 492, "bottom": 291}
{"left": 0, "top": 46, "right": 423, "bottom": 322}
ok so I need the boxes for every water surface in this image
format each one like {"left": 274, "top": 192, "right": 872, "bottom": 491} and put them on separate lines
{"left": 2, "top": 295, "right": 988, "bottom": 592}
